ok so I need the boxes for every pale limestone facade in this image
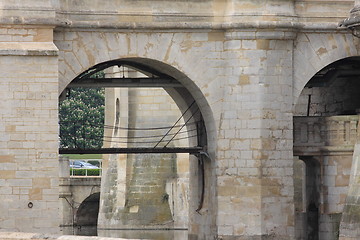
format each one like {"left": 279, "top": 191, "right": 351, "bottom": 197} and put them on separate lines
{"left": 1, "top": 1, "right": 360, "bottom": 240}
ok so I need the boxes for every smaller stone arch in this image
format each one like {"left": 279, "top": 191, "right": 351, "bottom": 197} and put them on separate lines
{"left": 294, "top": 56, "right": 360, "bottom": 116}
{"left": 74, "top": 192, "right": 100, "bottom": 236}
{"left": 293, "top": 32, "right": 360, "bottom": 108}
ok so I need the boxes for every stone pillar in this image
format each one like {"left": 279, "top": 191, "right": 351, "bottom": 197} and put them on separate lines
{"left": 98, "top": 67, "right": 190, "bottom": 239}
{"left": 215, "top": 1, "right": 297, "bottom": 238}
{"left": 214, "top": 2, "right": 297, "bottom": 237}
{"left": 216, "top": 27, "right": 296, "bottom": 239}
{"left": 339, "top": 122, "right": 360, "bottom": 239}
{"left": 294, "top": 157, "right": 306, "bottom": 239}
{"left": 0, "top": 1, "right": 59, "bottom": 233}
{"left": 59, "top": 156, "right": 73, "bottom": 234}
{"left": 98, "top": 66, "right": 129, "bottom": 229}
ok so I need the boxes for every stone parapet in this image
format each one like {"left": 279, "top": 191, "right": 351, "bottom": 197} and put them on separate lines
{"left": 49, "top": 0, "right": 347, "bottom": 31}
{"left": 294, "top": 116, "right": 360, "bottom": 156}
{"left": 2, "top": 0, "right": 347, "bottom": 32}
{"left": 0, "top": 0, "right": 55, "bottom": 25}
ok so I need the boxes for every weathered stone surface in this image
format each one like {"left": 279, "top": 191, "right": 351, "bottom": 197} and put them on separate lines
{"left": 2, "top": 0, "right": 360, "bottom": 239}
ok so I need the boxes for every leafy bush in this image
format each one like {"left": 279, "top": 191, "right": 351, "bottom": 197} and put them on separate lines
{"left": 70, "top": 168, "right": 101, "bottom": 176}
{"left": 88, "top": 160, "right": 101, "bottom": 167}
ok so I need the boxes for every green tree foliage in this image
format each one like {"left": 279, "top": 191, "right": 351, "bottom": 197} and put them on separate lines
{"left": 59, "top": 87, "right": 105, "bottom": 149}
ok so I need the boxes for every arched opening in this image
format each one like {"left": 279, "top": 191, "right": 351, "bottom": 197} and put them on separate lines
{"left": 294, "top": 57, "right": 360, "bottom": 117}
{"left": 59, "top": 58, "right": 215, "bottom": 239}
{"left": 60, "top": 58, "right": 208, "bottom": 152}
{"left": 75, "top": 192, "right": 100, "bottom": 236}
{"left": 293, "top": 57, "right": 360, "bottom": 240}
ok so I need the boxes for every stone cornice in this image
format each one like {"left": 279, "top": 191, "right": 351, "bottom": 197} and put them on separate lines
{"left": 0, "top": 7, "right": 56, "bottom": 25}
{"left": 0, "top": 4, "right": 350, "bottom": 34}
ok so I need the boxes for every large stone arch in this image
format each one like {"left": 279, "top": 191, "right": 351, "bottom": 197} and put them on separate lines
{"left": 55, "top": 30, "right": 220, "bottom": 155}
{"left": 55, "top": 29, "right": 219, "bottom": 238}
{"left": 293, "top": 32, "right": 360, "bottom": 107}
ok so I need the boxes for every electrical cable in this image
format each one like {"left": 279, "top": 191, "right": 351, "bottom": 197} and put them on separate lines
{"left": 102, "top": 128, "right": 197, "bottom": 139}
{"left": 102, "top": 134, "right": 198, "bottom": 144}
{"left": 154, "top": 100, "right": 196, "bottom": 148}
{"left": 164, "top": 107, "right": 200, "bottom": 148}
{"left": 61, "top": 133, "right": 200, "bottom": 145}
{"left": 59, "top": 120, "right": 199, "bottom": 131}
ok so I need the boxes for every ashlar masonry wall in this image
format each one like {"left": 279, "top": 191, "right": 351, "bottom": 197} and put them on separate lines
{"left": 216, "top": 30, "right": 295, "bottom": 239}
{"left": 2, "top": 0, "right": 359, "bottom": 239}
{"left": 56, "top": 26, "right": 297, "bottom": 239}
{"left": 0, "top": 25, "right": 59, "bottom": 233}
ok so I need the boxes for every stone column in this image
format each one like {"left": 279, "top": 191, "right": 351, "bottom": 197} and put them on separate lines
{"left": 214, "top": 28, "right": 296, "bottom": 239}
{"left": 0, "top": 0, "right": 59, "bottom": 234}
{"left": 98, "top": 66, "right": 129, "bottom": 229}
{"left": 339, "top": 120, "right": 360, "bottom": 239}
{"left": 59, "top": 156, "right": 73, "bottom": 234}
{"left": 208, "top": 1, "right": 297, "bottom": 238}
{"left": 98, "top": 67, "right": 190, "bottom": 239}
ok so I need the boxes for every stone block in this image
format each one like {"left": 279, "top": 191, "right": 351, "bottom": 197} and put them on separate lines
{"left": 0, "top": 155, "right": 14, "bottom": 163}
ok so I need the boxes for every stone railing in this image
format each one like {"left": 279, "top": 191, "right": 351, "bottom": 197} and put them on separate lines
{"left": 293, "top": 115, "right": 360, "bottom": 155}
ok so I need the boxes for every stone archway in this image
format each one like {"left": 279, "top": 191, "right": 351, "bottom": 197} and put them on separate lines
{"left": 292, "top": 29, "right": 360, "bottom": 239}
{"left": 293, "top": 56, "right": 360, "bottom": 239}
{"left": 75, "top": 192, "right": 100, "bottom": 236}
{"left": 55, "top": 31, "right": 218, "bottom": 237}
{"left": 293, "top": 32, "right": 360, "bottom": 107}
{"left": 56, "top": 30, "right": 219, "bottom": 157}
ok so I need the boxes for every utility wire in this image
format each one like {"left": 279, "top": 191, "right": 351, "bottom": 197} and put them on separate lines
{"left": 59, "top": 120, "right": 199, "bottom": 131}
{"left": 101, "top": 134, "right": 199, "bottom": 144}
{"left": 62, "top": 132, "right": 199, "bottom": 145}
{"left": 164, "top": 107, "right": 200, "bottom": 148}
{"left": 102, "top": 121, "right": 198, "bottom": 131}
{"left": 102, "top": 128, "right": 197, "bottom": 139}
{"left": 154, "top": 101, "right": 196, "bottom": 148}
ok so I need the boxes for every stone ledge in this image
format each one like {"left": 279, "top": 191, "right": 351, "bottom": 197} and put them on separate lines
{"left": 0, "top": 42, "right": 58, "bottom": 56}
{"left": 0, "top": 232, "right": 141, "bottom": 240}
{"left": 225, "top": 30, "right": 297, "bottom": 40}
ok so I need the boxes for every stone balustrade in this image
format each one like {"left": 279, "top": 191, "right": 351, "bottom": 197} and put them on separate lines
{"left": 293, "top": 115, "right": 360, "bottom": 156}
